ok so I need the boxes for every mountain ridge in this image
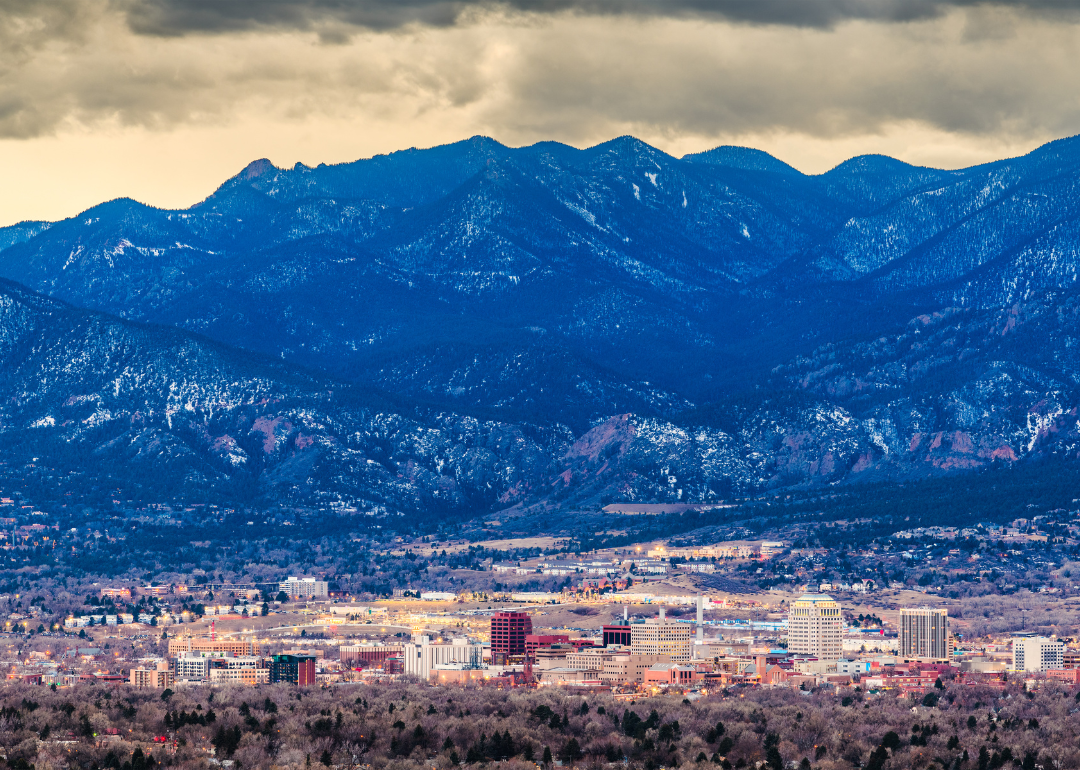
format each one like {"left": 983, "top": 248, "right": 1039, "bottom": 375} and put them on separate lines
{"left": 3, "top": 133, "right": 1080, "bottom": 516}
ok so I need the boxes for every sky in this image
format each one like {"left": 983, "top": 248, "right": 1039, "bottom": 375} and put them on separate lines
{"left": 2, "top": 0, "right": 1080, "bottom": 226}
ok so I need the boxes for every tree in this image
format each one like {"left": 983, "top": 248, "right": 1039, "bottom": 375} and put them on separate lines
{"left": 559, "top": 739, "right": 584, "bottom": 767}
{"left": 261, "top": 602, "right": 269, "bottom": 616}
{"left": 542, "top": 746, "right": 552, "bottom": 765}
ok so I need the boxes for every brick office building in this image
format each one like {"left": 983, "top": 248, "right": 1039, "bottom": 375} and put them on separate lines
{"left": 491, "top": 611, "right": 532, "bottom": 662}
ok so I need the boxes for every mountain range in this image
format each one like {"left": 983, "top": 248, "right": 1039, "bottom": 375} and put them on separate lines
{"left": 3, "top": 134, "right": 1080, "bottom": 517}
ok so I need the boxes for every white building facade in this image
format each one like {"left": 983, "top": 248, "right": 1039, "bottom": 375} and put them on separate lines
{"left": 280, "top": 577, "right": 328, "bottom": 600}
{"left": 787, "top": 594, "right": 842, "bottom": 661}
{"left": 1013, "top": 636, "right": 1064, "bottom": 672}
{"left": 403, "top": 637, "right": 483, "bottom": 679}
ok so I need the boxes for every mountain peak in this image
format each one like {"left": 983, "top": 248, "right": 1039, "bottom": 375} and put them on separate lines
{"left": 821, "top": 153, "right": 928, "bottom": 178}
{"left": 238, "top": 158, "right": 278, "bottom": 181}
{"left": 682, "top": 145, "right": 802, "bottom": 176}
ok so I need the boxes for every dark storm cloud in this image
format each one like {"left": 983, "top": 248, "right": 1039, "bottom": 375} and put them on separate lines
{"left": 0, "top": 0, "right": 1078, "bottom": 155}
{"left": 121, "top": 0, "right": 1080, "bottom": 36}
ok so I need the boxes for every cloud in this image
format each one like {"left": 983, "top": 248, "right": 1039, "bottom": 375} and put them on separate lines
{"left": 482, "top": 11, "right": 1080, "bottom": 144}
{"left": 2, "top": 3, "right": 1080, "bottom": 225}
{"left": 0, "top": 0, "right": 1078, "bottom": 192}
{"left": 117, "top": 0, "right": 1080, "bottom": 36}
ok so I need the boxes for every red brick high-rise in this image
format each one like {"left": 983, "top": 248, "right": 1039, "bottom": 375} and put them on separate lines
{"left": 491, "top": 611, "right": 532, "bottom": 661}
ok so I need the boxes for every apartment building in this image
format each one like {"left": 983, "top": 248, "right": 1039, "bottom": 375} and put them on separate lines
{"left": 129, "top": 660, "right": 173, "bottom": 689}
{"left": 208, "top": 656, "right": 270, "bottom": 685}
{"left": 898, "top": 607, "right": 951, "bottom": 661}
{"left": 270, "top": 654, "right": 316, "bottom": 685}
{"left": 174, "top": 653, "right": 220, "bottom": 682}
{"left": 279, "top": 577, "right": 329, "bottom": 600}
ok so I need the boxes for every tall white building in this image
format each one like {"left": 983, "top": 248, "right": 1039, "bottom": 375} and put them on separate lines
{"left": 788, "top": 594, "right": 842, "bottom": 661}
{"left": 1013, "top": 636, "right": 1064, "bottom": 672}
{"left": 280, "top": 576, "right": 328, "bottom": 600}
{"left": 174, "top": 651, "right": 227, "bottom": 681}
{"left": 630, "top": 607, "right": 692, "bottom": 663}
{"left": 403, "top": 636, "right": 483, "bottom": 679}
{"left": 899, "top": 607, "right": 950, "bottom": 661}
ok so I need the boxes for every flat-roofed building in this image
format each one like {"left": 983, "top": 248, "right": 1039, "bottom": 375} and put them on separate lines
{"left": 567, "top": 648, "right": 616, "bottom": 672}
{"left": 280, "top": 577, "right": 328, "bottom": 600}
{"left": 129, "top": 660, "right": 173, "bottom": 689}
{"left": 630, "top": 611, "right": 692, "bottom": 663}
{"left": 174, "top": 652, "right": 223, "bottom": 682}
{"left": 490, "top": 611, "right": 532, "bottom": 662}
{"left": 525, "top": 634, "right": 569, "bottom": 659}
{"left": 403, "top": 637, "right": 483, "bottom": 680}
{"left": 340, "top": 644, "right": 403, "bottom": 668}
{"left": 534, "top": 644, "right": 574, "bottom": 670}
{"left": 208, "top": 656, "right": 270, "bottom": 685}
{"left": 168, "top": 637, "right": 259, "bottom": 657}
{"left": 600, "top": 653, "right": 671, "bottom": 685}
{"left": 1013, "top": 636, "right": 1064, "bottom": 672}
{"left": 270, "top": 654, "right": 316, "bottom": 685}
{"left": 603, "top": 623, "right": 632, "bottom": 647}
{"left": 788, "top": 595, "right": 842, "bottom": 661}
{"left": 899, "top": 607, "right": 950, "bottom": 661}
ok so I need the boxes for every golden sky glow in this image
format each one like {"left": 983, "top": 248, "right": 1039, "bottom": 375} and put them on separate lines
{"left": 1, "top": 2, "right": 1078, "bottom": 226}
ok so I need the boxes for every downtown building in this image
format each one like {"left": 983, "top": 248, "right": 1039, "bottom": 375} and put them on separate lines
{"left": 403, "top": 636, "right": 484, "bottom": 679}
{"left": 490, "top": 611, "right": 532, "bottom": 663}
{"left": 898, "top": 607, "right": 951, "bottom": 661}
{"left": 168, "top": 636, "right": 260, "bottom": 657}
{"left": 629, "top": 608, "right": 692, "bottom": 663}
{"left": 1013, "top": 635, "right": 1065, "bottom": 672}
{"left": 279, "top": 577, "right": 329, "bottom": 600}
{"left": 129, "top": 660, "right": 173, "bottom": 689}
{"left": 270, "top": 654, "right": 317, "bottom": 685}
{"left": 787, "top": 594, "right": 842, "bottom": 661}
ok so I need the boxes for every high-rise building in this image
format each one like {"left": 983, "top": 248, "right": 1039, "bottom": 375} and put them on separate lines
{"left": 490, "top": 611, "right": 532, "bottom": 661}
{"left": 898, "top": 608, "right": 950, "bottom": 661}
{"left": 787, "top": 594, "right": 842, "bottom": 661}
{"left": 630, "top": 608, "right": 692, "bottom": 663}
{"left": 270, "top": 654, "right": 316, "bottom": 685}
{"left": 1013, "top": 636, "right": 1064, "bottom": 672}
